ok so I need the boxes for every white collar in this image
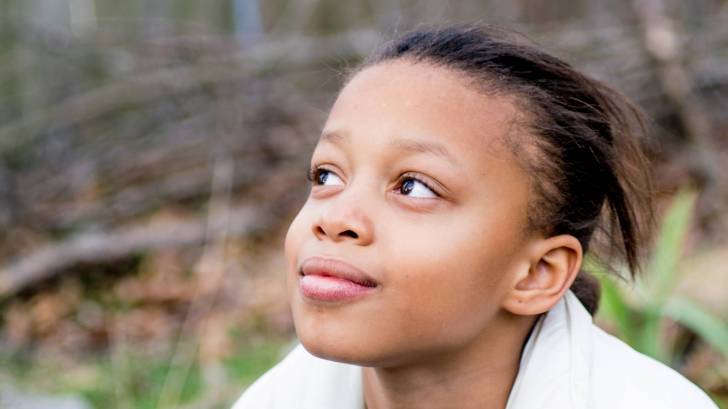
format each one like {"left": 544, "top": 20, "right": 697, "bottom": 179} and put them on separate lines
{"left": 505, "top": 289, "right": 592, "bottom": 408}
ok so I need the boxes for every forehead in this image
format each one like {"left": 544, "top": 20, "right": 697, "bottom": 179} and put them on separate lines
{"left": 325, "top": 60, "right": 520, "bottom": 159}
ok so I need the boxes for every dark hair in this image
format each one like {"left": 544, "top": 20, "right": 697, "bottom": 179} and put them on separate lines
{"left": 357, "top": 24, "right": 654, "bottom": 315}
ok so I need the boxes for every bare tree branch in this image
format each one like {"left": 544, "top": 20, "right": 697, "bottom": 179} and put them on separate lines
{"left": 0, "top": 204, "right": 277, "bottom": 299}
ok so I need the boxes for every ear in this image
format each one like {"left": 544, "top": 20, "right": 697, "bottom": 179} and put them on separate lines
{"left": 502, "top": 234, "right": 582, "bottom": 315}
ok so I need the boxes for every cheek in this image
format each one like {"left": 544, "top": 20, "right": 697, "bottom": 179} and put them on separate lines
{"left": 387, "top": 243, "right": 503, "bottom": 335}
{"left": 383, "top": 212, "right": 521, "bottom": 335}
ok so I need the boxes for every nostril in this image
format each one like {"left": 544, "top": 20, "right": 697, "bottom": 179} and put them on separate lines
{"left": 341, "top": 230, "right": 358, "bottom": 239}
{"left": 315, "top": 226, "right": 326, "bottom": 236}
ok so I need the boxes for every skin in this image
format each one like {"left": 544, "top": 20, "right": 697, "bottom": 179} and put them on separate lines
{"left": 284, "top": 60, "right": 583, "bottom": 409}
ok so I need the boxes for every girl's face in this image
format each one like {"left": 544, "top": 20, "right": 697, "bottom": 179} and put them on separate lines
{"left": 284, "top": 60, "right": 535, "bottom": 367}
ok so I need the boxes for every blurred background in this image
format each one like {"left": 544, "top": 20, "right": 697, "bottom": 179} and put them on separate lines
{"left": 0, "top": 0, "right": 726, "bottom": 408}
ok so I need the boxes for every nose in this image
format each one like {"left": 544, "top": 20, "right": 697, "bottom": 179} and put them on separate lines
{"left": 312, "top": 189, "right": 374, "bottom": 246}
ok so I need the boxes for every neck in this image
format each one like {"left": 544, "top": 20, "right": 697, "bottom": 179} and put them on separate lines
{"left": 362, "top": 313, "right": 538, "bottom": 409}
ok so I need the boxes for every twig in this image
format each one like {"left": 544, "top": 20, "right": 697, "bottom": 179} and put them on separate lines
{"left": 0, "top": 204, "right": 273, "bottom": 299}
{"left": 156, "top": 142, "right": 236, "bottom": 408}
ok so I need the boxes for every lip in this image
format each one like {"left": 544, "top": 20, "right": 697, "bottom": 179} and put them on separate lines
{"left": 298, "top": 257, "right": 379, "bottom": 302}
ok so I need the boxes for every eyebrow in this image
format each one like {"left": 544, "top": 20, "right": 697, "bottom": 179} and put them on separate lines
{"left": 320, "top": 130, "right": 458, "bottom": 165}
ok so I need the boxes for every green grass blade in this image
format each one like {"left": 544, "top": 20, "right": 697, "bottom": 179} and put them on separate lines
{"left": 639, "top": 306, "right": 667, "bottom": 361}
{"left": 596, "top": 274, "right": 639, "bottom": 345}
{"left": 663, "top": 297, "right": 728, "bottom": 358}
{"left": 647, "top": 189, "right": 697, "bottom": 307}
{"left": 585, "top": 256, "right": 640, "bottom": 346}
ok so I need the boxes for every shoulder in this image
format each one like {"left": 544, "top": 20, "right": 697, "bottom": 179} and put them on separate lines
{"left": 230, "top": 343, "right": 363, "bottom": 409}
{"left": 589, "top": 325, "right": 718, "bottom": 409}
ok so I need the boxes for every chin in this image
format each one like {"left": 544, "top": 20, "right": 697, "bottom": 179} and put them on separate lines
{"left": 288, "top": 289, "right": 377, "bottom": 365}
{"left": 298, "top": 333, "right": 366, "bottom": 364}
{"left": 293, "top": 314, "right": 389, "bottom": 366}
{"left": 295, "top": 320, "right": 425, "bottom": 369}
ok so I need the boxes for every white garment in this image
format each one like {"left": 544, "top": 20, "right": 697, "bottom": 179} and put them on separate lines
{"left": 231, "top": 290, "right": 718, "bottom": 408}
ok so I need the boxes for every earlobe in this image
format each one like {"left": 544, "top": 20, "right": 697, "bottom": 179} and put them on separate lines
{"left": 503, "top": 235, "right": 582, "bottom": 315}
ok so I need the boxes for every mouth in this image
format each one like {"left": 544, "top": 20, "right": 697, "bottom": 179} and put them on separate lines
{"left": 298, "top": 257, "right": 379, "bottom": 302}
{"left": 299, "top": 257, "right": 378, "bottom": 287}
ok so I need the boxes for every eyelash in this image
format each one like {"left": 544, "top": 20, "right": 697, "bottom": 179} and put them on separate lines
{"left": 306, "top": 165, "right": 440, "bottom": 198}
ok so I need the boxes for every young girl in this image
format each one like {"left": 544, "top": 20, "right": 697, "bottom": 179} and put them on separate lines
{"left": 231, "top": 24, "right": 719, "bottom": 409}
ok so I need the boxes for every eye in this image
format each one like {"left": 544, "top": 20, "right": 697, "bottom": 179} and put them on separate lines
{"left": 396, "top": 174, "right": 438, "bottom": 198}
{"left": 307, "top": 166, "right": 344, "bottom": 187}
